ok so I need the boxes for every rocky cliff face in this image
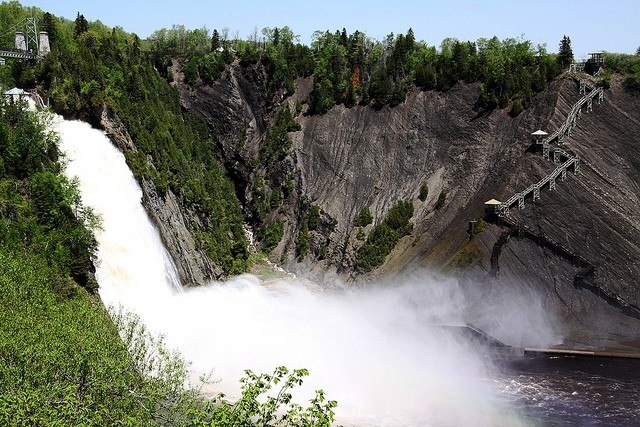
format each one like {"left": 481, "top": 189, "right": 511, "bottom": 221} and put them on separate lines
{"left": 99, "top": 105, "right": 220, "bottom": 286}
{"left": 174, "top": 64, "right": 640, "bottom": 347}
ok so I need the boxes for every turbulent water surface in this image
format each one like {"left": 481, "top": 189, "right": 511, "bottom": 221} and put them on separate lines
{"left": 56, "top": 116, "right": 639, "bottom": 426}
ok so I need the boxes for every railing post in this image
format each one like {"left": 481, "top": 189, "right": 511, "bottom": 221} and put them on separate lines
{"left": 533, "top": 184, "right": 540, "bottom": 201}
{"left": 550, "top": 176, "right": 556, "bottom": 190}
{"left": 543, "top": 143, "right": 550, "bottom": 160}
{"left": 518, "top": 195, "right": 525, "bottom": 209}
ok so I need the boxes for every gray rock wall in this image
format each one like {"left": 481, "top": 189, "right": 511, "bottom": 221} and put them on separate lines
{"left": 99, "top": 105, "right": 219, "bottom": 286}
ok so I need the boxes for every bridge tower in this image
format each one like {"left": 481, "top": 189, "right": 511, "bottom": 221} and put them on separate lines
{"left": 14, "top": 31, "right": 26, "bottom": 50}
{"left": 24, "top": 17, "right": 38, "bottom": 53}
{"left": 3, "top": 17, "right": 49, "bottom": 61}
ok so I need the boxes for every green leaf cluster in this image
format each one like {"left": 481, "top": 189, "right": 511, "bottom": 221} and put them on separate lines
{"left": 601, "top": 53, "right": 640, "bottom": 92}
{"left": 435, "top": 190, "right": 448, "bottom": 210}
{"left": 296, "top": 204, "right": 321, "bottom": 259}
{"left": 305, "top": 30, "right": 561, "bottom": 113}
{"left": 259, "top": 218, "right": 284, "bottom": 254}
{"left": 260, "top": 105, "right": 300, "bottom": 165}
{"left": 356, "top": 200, "right": 413, "bottom": 272}
{"left": 0, "top": 102, "right": 97, "bottom": 292}
{"left": 354, "top": 207, "right": 373, "bottom": 227}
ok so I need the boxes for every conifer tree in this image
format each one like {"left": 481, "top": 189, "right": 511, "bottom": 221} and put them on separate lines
{"left": 557, "top": 35, "right": 574, "bottom": 69}
{"left": 74, "top": 12, "right": 89, "bottom": 39}
{"left": 211, "top": 28, "right": 220, "bottom": 51}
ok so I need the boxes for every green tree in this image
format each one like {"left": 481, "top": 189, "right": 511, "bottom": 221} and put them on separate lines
{"left": 557, "top": 35, "right": 574, "bottom": 69}
{"left": 354, "top": 207, "right": 373, "bottom": 227}
{"left": 39, "top": 11, "right": 57, "bottom": 44}
{"left": 74, "top": 12, "right": 89, "bottom": 39}
{"left": 211, "top": 28, "right": 220, "bottom": 51}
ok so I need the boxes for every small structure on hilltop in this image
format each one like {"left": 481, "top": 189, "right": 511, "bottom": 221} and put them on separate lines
{"left": 585, "top": 51, "right": 605, "bottom": 75}
{"left": 4, "top": 87, "right": 27, "bottom": 102}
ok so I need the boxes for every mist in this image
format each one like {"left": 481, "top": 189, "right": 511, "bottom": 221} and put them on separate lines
{"left": 54, "top": 115, "right": 559, "bottom": 425}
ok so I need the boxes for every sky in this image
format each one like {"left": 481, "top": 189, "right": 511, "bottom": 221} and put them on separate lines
{"left": 20, "top": 0, "right": 640, "bottom": 59}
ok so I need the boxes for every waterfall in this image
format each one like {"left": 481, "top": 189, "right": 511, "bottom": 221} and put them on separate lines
{"left": 55, "top": 116, "right": 536, "bottom": 426}
{"left": 55, "top": 117, "right": 181, "bottom": 306}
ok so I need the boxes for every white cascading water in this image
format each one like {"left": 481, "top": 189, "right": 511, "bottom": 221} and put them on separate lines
{"left": 55, "top": 115, "right": 544, "bottom": 426}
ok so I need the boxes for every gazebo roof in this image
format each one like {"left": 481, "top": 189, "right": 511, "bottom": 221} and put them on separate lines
{"left": 4, "top": 87, "right": 26, "bottom": 96}
{"left": 531, "top": 129, "right": 548, "bottom": 136}
{"left": 484, "top": 199, "right": 502, "bottom": 205}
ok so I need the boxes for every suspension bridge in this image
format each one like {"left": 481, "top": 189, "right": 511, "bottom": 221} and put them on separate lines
{"left": 0, "top": 17, "right": 50, "bottom": 61}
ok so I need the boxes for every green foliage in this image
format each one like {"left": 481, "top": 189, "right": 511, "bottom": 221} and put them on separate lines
{"left": 468, "top": 218, "right": 487, "bottom": 238}
{"left": 557, "top": 35, "right": 574, "bottom": 70}
{"left": 0, "top": 104, "right": 97, "bottom": 292}
{"left": 435, "top": 190, "right": 447, "bottom": 210}
{"left": 74, "top": 12, "right": 89, "bottom": 39}
{"left": 259, "top": 218, "right": 284, "bottom": 253}
{"left": 194, "top": 366, "right": 337, "bottom": 426}
{"left": 0, "top": 102, "right": 58, "bottom": 180}
{"left": 296, "top": 205, "right": 321, "bottom": 260}
{"left": 0, "top": 250, "right": 145, "bottom": 425}
{"left": 305, "top": 29, "right": 559, "bottom": 113}
{"left": 296, "top": 220, "right": 310, "bottom": 259}
{"left": 249, "top": 105, "right": 300, "bottom": 248}
{"left": 510, "top": 98, "right": 524, "bottom": 116}
{"left": 356, "top": 200, "right": 413, "bottom": 272}
{"left": 602, "top": 53, "right": 640, "bottom": 91}
{"left": 418, "top": 181, "right": 429, "bottom": 201}
{"left": 306, "top": 204, "right": 321, "bottom": 231}
{"left": 261, "top": 105, "right": 300, "bottom": 164}
{"left": 443, "top": 240, "right": 483, "bottom": 271}
{"left": 354, "top": 207, "right": 373, "bottom": 227}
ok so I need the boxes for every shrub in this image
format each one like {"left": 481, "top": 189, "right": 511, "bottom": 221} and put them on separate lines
{"left": 418, "top": 181, "right": 429, "bottom": 201}
{"left": 260, "top": 219, "right": 284, "bottom": 253}
{"left": 296, "top": 221, "right": 310, "bottom": 259}
{"left": 307, "top": 205, "right": 321, "bottom": 231}
{"left": 356, "top": 201, "right": 413, "bottom": 272}
{"left": 354, "top": 207, "right": 373, "bottom": 227}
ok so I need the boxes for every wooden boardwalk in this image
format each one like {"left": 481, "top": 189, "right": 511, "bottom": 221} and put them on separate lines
{"left": 497, "top": 78, "right": 602, "bottom": 215}
{"left": 487, "top": 77, "right": 640, "bottom": 318}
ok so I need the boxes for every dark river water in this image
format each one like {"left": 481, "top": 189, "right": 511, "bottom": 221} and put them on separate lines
{"left": 495, "top": 355, "right": 640, "bottom": 426}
